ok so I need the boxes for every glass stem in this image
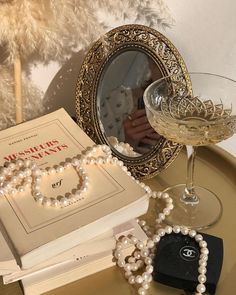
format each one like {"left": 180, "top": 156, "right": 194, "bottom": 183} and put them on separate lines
{"left": 181, "top": 145, "right": 199, "bottom": 204}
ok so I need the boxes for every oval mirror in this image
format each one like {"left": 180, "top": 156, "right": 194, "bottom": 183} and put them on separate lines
{"left": 75, "top": 24, "right": 191, "bottom": 179}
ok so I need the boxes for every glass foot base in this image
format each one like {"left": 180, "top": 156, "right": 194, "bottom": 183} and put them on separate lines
{"left": 163, "top": 184, "right": 223, "bottom": 230}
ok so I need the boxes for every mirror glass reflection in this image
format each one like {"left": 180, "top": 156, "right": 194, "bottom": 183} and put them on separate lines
{"left": 98, "top": 50, "right": 163, "bottom": 157}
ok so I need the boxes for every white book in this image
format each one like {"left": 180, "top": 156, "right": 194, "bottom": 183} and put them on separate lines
{"left": 3, "top": 219, "right": 136, "bottom": 283}
{"left": 0, "top": 109, "right": 149, "bottom": 269}
{"left": 0, "top": 231, "right": 20, "bottom": 275}
{"left": 21, "top": 222, "right": 147, "bottom": 295}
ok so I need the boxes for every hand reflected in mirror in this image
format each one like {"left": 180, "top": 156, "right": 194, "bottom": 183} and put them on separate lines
{"left": 123, "top": 109, "right": 161, "bottom": 154}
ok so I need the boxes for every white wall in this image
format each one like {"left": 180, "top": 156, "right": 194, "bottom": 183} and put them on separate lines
{"left": 162, "top": 0, "right": 236, "bottom": 156}
{"left": 31, "top": 0, "right": 236, "bottom": 157}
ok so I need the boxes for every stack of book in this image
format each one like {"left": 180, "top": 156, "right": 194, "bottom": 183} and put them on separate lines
{"left": 0, "top": 109, "right": 149, "bottom": 295}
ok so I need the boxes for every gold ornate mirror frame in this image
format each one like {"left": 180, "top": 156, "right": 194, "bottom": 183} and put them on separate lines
{"left": 75, "top": 24, "right": 191, "bottom": 179}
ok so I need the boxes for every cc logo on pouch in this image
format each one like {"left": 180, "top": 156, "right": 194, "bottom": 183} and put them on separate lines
{"left": 179, "top": 246, "right": 199, "bottom": 261}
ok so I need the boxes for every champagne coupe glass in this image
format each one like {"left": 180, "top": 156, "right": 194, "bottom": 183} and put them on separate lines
{"left": 143, "top": 72, "right": 236, "bottom": 229}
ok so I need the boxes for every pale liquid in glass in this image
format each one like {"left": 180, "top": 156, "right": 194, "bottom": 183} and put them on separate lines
{"left": 147, "top": 112, "right": 235, "bottom": 146}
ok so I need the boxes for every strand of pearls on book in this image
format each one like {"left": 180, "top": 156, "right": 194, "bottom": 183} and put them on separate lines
{"left": 114, "top": 190, "right": 209, "bottom": 295}
{"left": 0, "top": 144, "right": 115, "bottom": 208}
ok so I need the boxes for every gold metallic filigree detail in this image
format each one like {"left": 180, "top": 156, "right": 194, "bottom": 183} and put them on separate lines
{"left": 75, "top": 24, "right": 191, "bottom": 180}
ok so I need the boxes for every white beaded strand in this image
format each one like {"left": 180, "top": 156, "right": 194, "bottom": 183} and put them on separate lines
{"left": 0, "top": 144, "right": 127, "bottom": 208}
{"left": 114, "top": 190, "right": 208, "bottom": 295}
{"left": 0, "top": 145, "right": 110, "bottom": 206}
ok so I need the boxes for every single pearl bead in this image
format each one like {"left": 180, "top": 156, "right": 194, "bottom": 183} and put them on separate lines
{"left": 167, "top": 203, "right": 174, "bottom": 210}
{"left": 24, "top": 182, "right": 31, "bottom": 189}
{"left": 142, "top": 272, "right": 150, "bottom": 281}
{"left": 117, "top": 260, "right": 125, "bottom": 267}
{"left": 196, "top": 283, "right": 206, "bottom": 293}
{"left": 2, "top": 167, "right": 9, "bottom": 175}
{"left": 74, "top": 190, "right": 82, "bottom": 198}
{"left": 199, "top": 259, "right": 207, "bottom": 267}
{"left": 195, "top": 234, "right": 203, "bottom": 242}
{"left": 157, "top": 228, "right": 165, "bottom": 236}
{"left": 198, "top": 266, "right": 207, "bottom": 274}
{"left": 18, "top": 186, "right": 25, "bottom": 192}
{"left": 200, "top": 254, "right": 208, "bottom": 261}
{"left": 43, "top": 198, "right": 52, "bottom": 207}
{"left": 199, "top": 240, "right": 207, "bottom": 248}
{"left": 146, "top": 265, "right": 153, "bottom": 274}
{"left": 25, "top": 176, "right": 33, "bottom": 183}
{"left": 33, "top": 168, "right": 42, "bottom": 176}
{"left": 165, "top": 226, "right": 173, "bottom": 234}
{"left": 173, "top": 225, "right": 181, "bottom": 233}
{"left": 145, "top": 257, "right": 152, "bottom": 265}
{"left": 158, "top": 213, "right": 165, "bottom": 221}
{"left": 151, "top": 191, "right": 158, "bottom": 198}
{"left": 48, "top": 168, "right": 56, "bottom": 174}
{"left": 56, "top": 165, "right": 64, "bottom": 173}
{"left": 166, "top": 197, "right": 173, "bottom": 204}
{"left": 144, "top": 186, "right": 151, "bottom": 194}
{"left": 71, "top": 158, "right": 81, "bottom": 166}
{"left": 139, "top": 220, "right": 146, "bottom": 226}
{"left": 130, "top": 236, "right": 138, "bottom": 244}
{"left": 124, "top": 271, "right": 132, "bottom": 278}
{"left": 121, "top": 237, "right": 129, "bottom": 245}
{"left": 181, "top": 227, "right": 189, "bottom": 235}
{"left": 116, "top": 242, "right": 122, "bottom": 250}
{"left": 140, "top": 249, "right": 149, "bottom": 257}
{"left": 146, "top": 239, "right": 154, "bottom": 249}
{"left": 11, "top": 176, "right": 18, "bottom": 183}
{"left": 152, "top": 234, "right": 160, "bottom": 243}
{"left": 33, "top": 185, "right": 40, "bottom": 191}
{"left": 136, "top": 241, "right": 144, "bottom": 250}
{"left": 128, "top": 257, "right": 136, "bottom": 263}
{"left": 114, "top": 250, "right": 122, "bottom": 259}
{"left": 124, "top": 264, "right": 131, "bottom": 272}
{"left": 135, "top": 275, "right": 143, "bottom": 284}
{"left": 128, "top": 276, "right": 135, "bottom": 284}
{"left": 24, "top": 168, "right": 32, "bottom": 177}
{"left": 162, "top": 192, "right": 169, "bottom": 199}
{"left": 134, "top": 251, "right": 141, "bottom": 259}
{"left": 189, "top": 229, "right": 197, "bottom": 237}
{"left": 131, "top": 263, "right": 138, "bottom": 271}
{"left": 163, "top": 208, "right": 170, "bottom": 215}
{"left": 35, "top": 194, "right": 44, "bottom": 203}
{"left": 64, "top": 162, "right": 72, "bottom": 169}
{"left": 201, "top": 247, "right": 209, "bottom": 255}
{"left": 51, "top": 199, "right": 60, "bottom": 207}
{"left": 60, "top": 197, "right": 68, "bottom": 206}
{"left": 16, "top": 159, "right": 24, "bottom": 167}
{"left": 24, "top": 159, "right": 32, "bottom": 167}
{"left": 198, "top": 274, "right": 207, "bottom": 284}
{"left": 10, "top": 188, "right": 17, "bottom": 195}
{"left": 7, "top": 162, "right": 16, "bottom": 170}
{"left": 16, "top": 171, "right": 24, "bottom": 179}
{"left": 137, "top": 260, "right": 144, "bottom": 268}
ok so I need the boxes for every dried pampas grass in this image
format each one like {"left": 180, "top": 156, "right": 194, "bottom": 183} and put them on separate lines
{"left": 0, "top": 0, "right": 174, "bottom": 129}
{"left": 0, "top": 66, "right": 44, "bottom": 130}
{"left": 0, "top": 0, "right": 174, "bottom": 65}
{"left": 0, "top": 0, "right": 102, "bottom": 65}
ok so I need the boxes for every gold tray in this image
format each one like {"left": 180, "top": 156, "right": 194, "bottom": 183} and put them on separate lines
{"left": 1, "top": 146, "right": 235, "bottom": 295}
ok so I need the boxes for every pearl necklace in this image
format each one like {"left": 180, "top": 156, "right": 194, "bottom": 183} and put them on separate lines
{"left": 0, "top": 144, "right": 209, "bottom": 294}
{"left": 0, "top": 144, "right": 119, "bottom": 208}
{"left": 114, "top": 190, "right": 208, "bottom": 295}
